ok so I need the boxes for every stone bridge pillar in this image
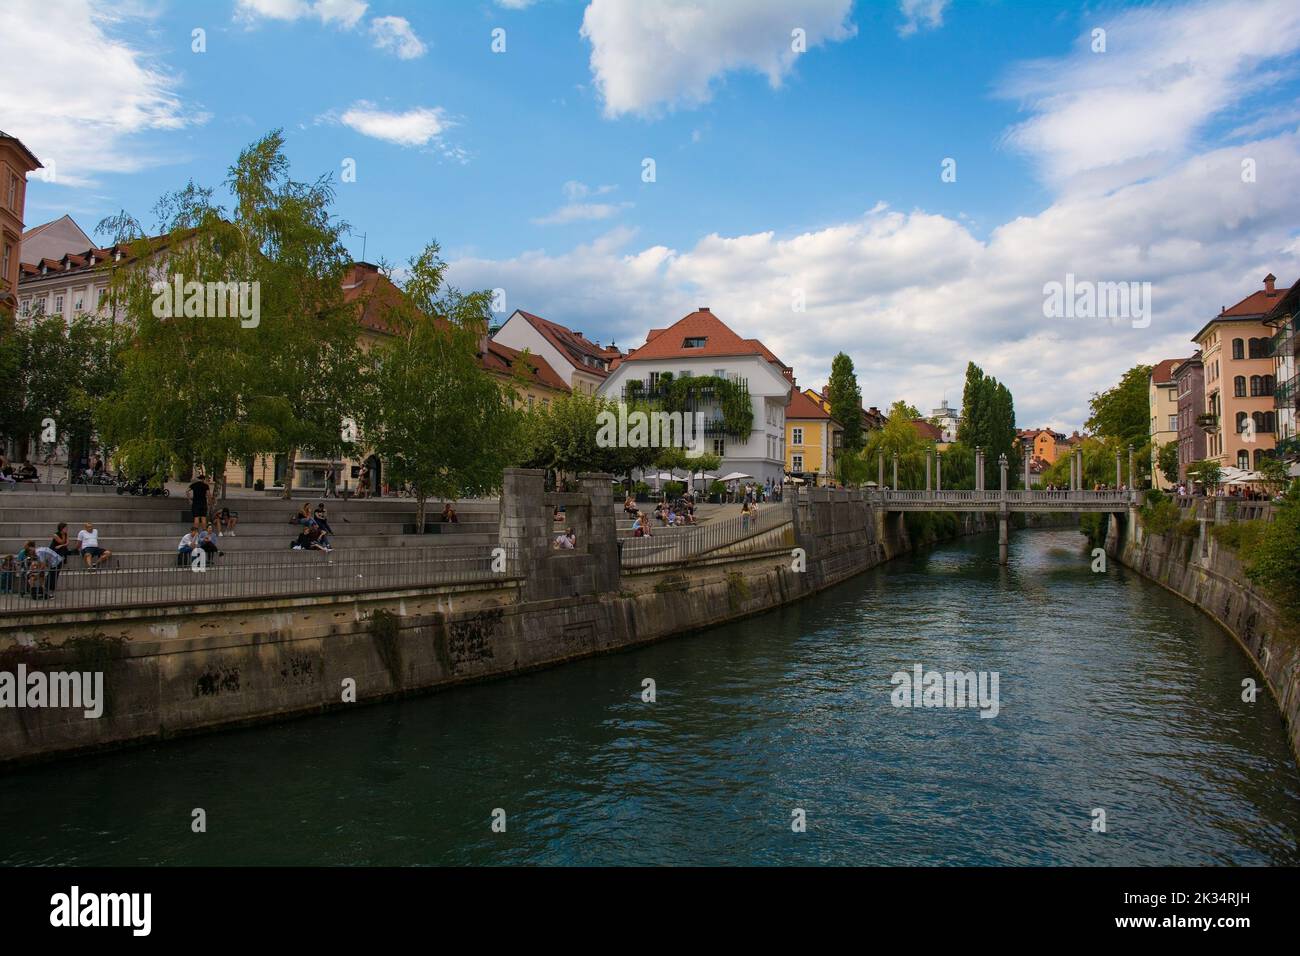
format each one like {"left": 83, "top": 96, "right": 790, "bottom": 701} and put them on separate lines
{"left": 499, "top": 468, "right": 619, "bottom": 602}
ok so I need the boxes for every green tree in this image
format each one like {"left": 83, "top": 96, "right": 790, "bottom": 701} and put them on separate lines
{"left": 956, "top": 362, "right": 1021, "bottom": 485}
{"left": 1188, "top": 458, "right": 1223, "bottom": 492}
{"left": 358, "top": 241, "right": 519, "bottom": 530}
{"left": 1086, "top": 364, "right": 1153, "bottom": 484}
{"left": 1245, "top": 480, "right": 1300, "bottom": 620}
{"left": 1157, "top": 440, "right": 1180, "bottom": 486}
{"left": 826, "top": 353, "right": 864, "bottom": 453}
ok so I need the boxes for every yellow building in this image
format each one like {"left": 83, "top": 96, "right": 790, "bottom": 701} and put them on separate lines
{"left": 786, "top": 389, "right": 842, "bottom": 484}
{"left": 1148, "top": 358, "right": 1185, "bottom": 489}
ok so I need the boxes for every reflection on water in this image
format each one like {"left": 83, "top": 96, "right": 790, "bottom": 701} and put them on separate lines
{"left": 1, "top": 529, "right": 1297, "bottom": 865}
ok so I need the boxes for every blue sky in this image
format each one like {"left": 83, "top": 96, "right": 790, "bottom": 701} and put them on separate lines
{"left": 6, "top": 0, "right": 1300, "bottom": 429}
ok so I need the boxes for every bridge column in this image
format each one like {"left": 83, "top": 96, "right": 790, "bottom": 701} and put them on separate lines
{"left": 975, "top": 446, "right": 983, "bottom": 491}
{"left": 1023, "top": 448, "right": 1031, "bottom": 490}
{"left": 878, "top": 453, "right": 884, "bottom": 496}
{"left": 925, "top": 450, "right": 932, "bottom": 493}
{"left": 892, "top": 452, "right": 899, "bottom": 491}
{"left": 1076, "top": 449, "right": 1084, "bottom": 490}
{"left": 998, "top": 506, "right": 1009, "bottom": 565}
{"left": 936, "top": 451, "right": 942, "bottom": 491}
{"left": 1127, "top": 444, "right": 1136, "bottom": 498}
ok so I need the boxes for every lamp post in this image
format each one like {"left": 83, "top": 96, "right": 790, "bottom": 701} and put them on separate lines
{"left": 975, "top": 446, "right": 983, "bottom": 492}
{"left": 936, "top": 451, "right": 943, "bottom": 492}
{"left": 892, "top": 451, "right": 899, "bottom": 491}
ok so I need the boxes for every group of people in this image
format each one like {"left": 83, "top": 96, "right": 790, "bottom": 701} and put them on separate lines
{"left": 0, "top": 456, "right": 39, "bottom": 483}
{"left": 727, "top": 480, "right": 780, "bottom": 504}
{"left": 1, "top": 521, "right": 113, "bottom": 600}
{"left": 290, "top": 502, "right": 336, "bottom": 552}
{"left": 1174, "top": 482, "right": 1282, "bottom": 501}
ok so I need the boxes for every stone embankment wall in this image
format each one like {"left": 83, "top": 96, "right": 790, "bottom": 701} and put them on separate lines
{"left": 0, "top": 478, "right": 909, "bottom": 763}
{"left": 1108, "top": 511, "right": 1300, "bottom": 764}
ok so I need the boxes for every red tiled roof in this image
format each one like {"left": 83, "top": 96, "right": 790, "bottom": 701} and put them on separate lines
{"left": 482, "top": 340, "right": 570, "bottom": 393}
{"left": 342, "top": 264, "right": 406, "bottom": 335}
{"left": 621, "top": 308, "right": 790, "bottom": 372}
{"left": 911, "top": 419, "right": 943, "bottom": 441}
{"left": 787, "top": 389, "right": 831, "bottom": 420}
{"left": 1150, "top": 357, "right": 1186, "bottom": 385}
{"left": 515, "top": 310, "right": 619, "bottom": 378}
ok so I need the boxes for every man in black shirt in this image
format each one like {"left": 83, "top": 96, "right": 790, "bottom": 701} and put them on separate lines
{"left": 188, "top": 475, "right": 210, "bottom": 530}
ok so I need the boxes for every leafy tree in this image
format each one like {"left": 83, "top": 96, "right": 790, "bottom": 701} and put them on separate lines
{"left": 826, "top": 353, "right": 864, "bottom": 452}
{"left": 1157, "top": 440, "right": 1180, "bottom": 486}
{"left": 1257, "top": 455, "right": 1289, "bottom": 493}
{"left": 956, "top": 362, "right": 1021, "bottom": 484}
{"left": 1188, "top": 458, "right": 1222, "bottom": 492}
{"left": 96, "top": 131, "right": 364, "bottom": 496}
{"left": 1086, "top": 364, "right": 1153, "bottom": 484}
{"left": 357, "top": 241, "right": 519, "bottom": 530}
{"left": 1245, "top": 480, "right": 1300, "bottom": 620}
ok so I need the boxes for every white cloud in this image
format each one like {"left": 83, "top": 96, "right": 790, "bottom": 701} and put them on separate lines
{"left": 235, "top": 0, "right": 368, "bottom": 28}
{"left": 580, "top": 0, "right": 855, "bottom": 118}
{"left": 0, "top": 0, "right": 195, "bottom": 187}
{"left": 1000, "top": 0, "right": 1300, "bottom": 194}
{"left": 338, "top": 102, "right": 452, "bottom": 146}
{"left": 370, "top": 16, "right": 427, "bottom": 59}
{"left": 452, "top": 130, "right": 1300, "bottom": 429}
{"left": 898, "top": 0, "right": 948, "bottom": 37}
{"left": 533, "top": 182, "right": 626, "bottom": 225}
{"left": 496, "top": 0, "right": 537, "bottom": 8}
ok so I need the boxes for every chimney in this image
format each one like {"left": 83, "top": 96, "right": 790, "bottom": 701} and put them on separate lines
{"left": 698, "top": 306, "right": 710, "bottom": 312}
{"left": 1264, "top": 272, "right": 1276, "bottom": 293}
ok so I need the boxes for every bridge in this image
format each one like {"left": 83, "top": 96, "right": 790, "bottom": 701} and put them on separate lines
{"left": 867, "top": 446, "right": 1143, "bottom": 564}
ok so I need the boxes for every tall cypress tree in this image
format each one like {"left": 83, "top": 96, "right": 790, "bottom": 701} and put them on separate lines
{"left": 826, "top": 352, "right": 864, "bottom": 452}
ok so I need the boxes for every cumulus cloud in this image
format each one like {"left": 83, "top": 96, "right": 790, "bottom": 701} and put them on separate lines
{"left": 898, "top": 0, "right": 949, "bottom": 36}
{"left": 1000, "top": 0, "right": 1300, "bottom": 194}
{"left": 0, "top": 0, "right": 196, "bottom": 187}
{"left": 369, "top": 15, "right": 427, "bottom": 59}
{"left": 580, "top": 0, "right": 855, "bottom": 118}
{"left": 337, "top": 102, "right": 451, "bottom": 146}
{"left": 452, "top": 137, "right": 1300, "bottom": 428}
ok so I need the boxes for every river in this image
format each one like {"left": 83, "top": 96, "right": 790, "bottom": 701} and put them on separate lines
{"left": 2, "top": 528, "right": 1297, "bottom": 865}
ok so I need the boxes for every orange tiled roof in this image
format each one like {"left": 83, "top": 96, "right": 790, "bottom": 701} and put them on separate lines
{"left": 482, "top": 339, "right": 570, "bottom": 393}
{"left": 787, "top": 389, "right": 831, "bottom": 420}
{"left": 514, "top": 310, "right": 619, "bottom": 378}
{"left": 1150, "top": 357, "right": 1186, "bottom": 385}
{"left": 621, "top": 308, "right": 790, "bottom": 372}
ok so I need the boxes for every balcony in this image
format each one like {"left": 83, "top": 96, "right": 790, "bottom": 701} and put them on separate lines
{"left": 1195, "top": 413, "right": 1219, "bottom": 432}
{"left": 1276, "top": 373, "right": 1298, "bottom": 408}
{"left": 1267, "top": 316, "right": 1298, "bottom": 358}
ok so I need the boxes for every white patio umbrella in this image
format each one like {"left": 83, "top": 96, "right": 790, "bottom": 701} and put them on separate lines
{"left": 718, "top": 471, "right": 752, "bottom": 482}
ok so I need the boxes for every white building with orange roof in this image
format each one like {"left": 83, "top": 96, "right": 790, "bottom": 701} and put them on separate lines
{"left": 491, "top": 308, "right": 622, "bottom": 395}
{"left": 599, "top": 307, "right": 794, "bottom": 485}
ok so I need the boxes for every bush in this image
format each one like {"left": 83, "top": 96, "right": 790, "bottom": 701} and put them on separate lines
{"left": 633, "top": 481, "right": 650, "bottom": 497}
{"left": 1210, "top": 520, "right": 1264, "bottom": 553}
{"left": 709, "top": 480, "right": 726, "bottom": 498}
{"left": 1079, "top": 512, "right": 1106, "bottom": 545}
{"left": 1139, "top": 494, "right": 1180, "bottom": 535}
{"left": 1175, "top": 518, "right": 1200, "bottom": 538}
{"left": 1245, "top": 491, "right": 1300, "bottom": 621}
{"left": 663, "top": 481, "right": 685, "bottom": 498}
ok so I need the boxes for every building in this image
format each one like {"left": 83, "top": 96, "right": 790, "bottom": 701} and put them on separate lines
{"left": 911, "top": 419, "right": 943, "bottom": 443}
{"left": 491, "top": 309, "right": 622, "bottom": 395}
{"left": 0, "top": 132, "right": 42, "bottom": 321}
{"left": 238, "top": 263, "right": 572, "bottom": 492}
{"left": 1262, "top": 278, "right": 1299, "bottom": 464}
{"left": 1191, "top": 274, "right": 1285, "bottom": 471}
{"left": 20, "top": 214, "right": 91, "bottom": 266}
{"left": 804, "top": 385, "right": 886, "bottom": 436}
{"left": 930, "top": 399, "right": 959, "bottom": 443}
{"left": 1148, "top": 357, "right": 1186, "bottom": 489}
{"left": 599, "top": 307, "right": 793, "bottom": 485}
{"left": 1017, "top": 428, "right": 1068, "bottom": 465}
{"left": 785, "top": 390, "right": 842, "bottom": 485}
{"left": 1172, "top": 352, "right": 1206, "bottom": 483}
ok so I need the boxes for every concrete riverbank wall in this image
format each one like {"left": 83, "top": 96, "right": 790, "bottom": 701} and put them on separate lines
{"left": 1107, "top": 512, "right": 1300, "bottom": 765}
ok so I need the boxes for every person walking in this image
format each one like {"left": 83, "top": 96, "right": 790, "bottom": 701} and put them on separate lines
{"left": 188, "top": 473, "right": 211, "bottom": 531}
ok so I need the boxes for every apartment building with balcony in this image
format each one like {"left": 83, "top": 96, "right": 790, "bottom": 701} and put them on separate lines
{"left": 599, "top": 308, "right": 793, "bottom": 485}
{"left": 1262, "top": 277, "right": 1299, "bottom": 464}
{"left": 1191, "top": 274, "right": 1284, "bottom": 471}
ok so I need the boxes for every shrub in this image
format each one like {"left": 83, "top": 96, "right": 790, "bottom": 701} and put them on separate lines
{"left": 663, "top": 481, "right": 685, "bottom": 498}
{"left": 1245, "top": 491, "right": 1300, "bottom": 621}
{"left": 1139, "top": 494, "right": 1180, "bottom": 535}
{"left": 1210, "top": 520, "right": 1265, "bottom": 553}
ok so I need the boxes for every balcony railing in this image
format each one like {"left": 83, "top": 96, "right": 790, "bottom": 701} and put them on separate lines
{"left": 1267, "top": 316, "right": 1298, "bottom": 357}
{"left": 1275, "top": 373, "right": 1299, "bottom": 408}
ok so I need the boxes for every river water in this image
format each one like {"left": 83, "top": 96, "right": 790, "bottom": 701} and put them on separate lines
{"left": 2, "top": 528, "right": 1297, "bottom": 866}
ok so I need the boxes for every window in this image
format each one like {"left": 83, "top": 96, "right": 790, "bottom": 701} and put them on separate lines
{"left": 97, "top": 288, "right": 107, "bottom": 308}
{"left": 712, "top": 439, "right": 725, "bottom": 457}
{"left": 1232, "top": 338, "right": 1244, "bottom": 359}
{"left": 53, "top": 294, "right": 64, "bottom": 315}
{"left": 713, "top": 368, "right": 726, "bottom": 378}
{"left": 792, "top": 455, "right": 804, "bottom": 472}
{"left": 1, "top": 242, "right": 9, "bottom": 279}
{"left": 1234, "top": 375, "right": 1246, "bottom": 397}
{"left": 19, "top": 297, "right": 30, "bottom": 316}
{"left": 1167, "top": 388, "right": 1177, "bottom": 402}
{"left": 1237, "top": 451, "right": 1249, "bottom": 469}
{"left": 792, "top": 427, "right": 804, "bottom": 445}
{"left": 682, "top": 337, "right": 706, "bottom": 348}
{"left": 1236, "top": 411, "right": 1248, "bottom": 433}
{"left": 1168, "top": 415, "right": 1177, "bottom": 432}
{"left": 73, "top": 293, "right": 84, "bottom": 313}
{"left": 6, "top": 173, "right": 16, "bottom": 210}
{"left": 1248, "top": 337, "right": 1267, "bottom": 359}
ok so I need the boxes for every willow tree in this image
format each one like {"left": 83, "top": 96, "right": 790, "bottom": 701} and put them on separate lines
{"left": 96, "top": 131, "right": 363, "bottom": 496}
{"left": 357, "top": 240, "right": 519, "bottom": 530}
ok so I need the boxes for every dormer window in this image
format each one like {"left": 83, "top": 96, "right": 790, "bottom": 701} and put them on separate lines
{"left": 683, "top": 337, "right": 706, "bottom": 348}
